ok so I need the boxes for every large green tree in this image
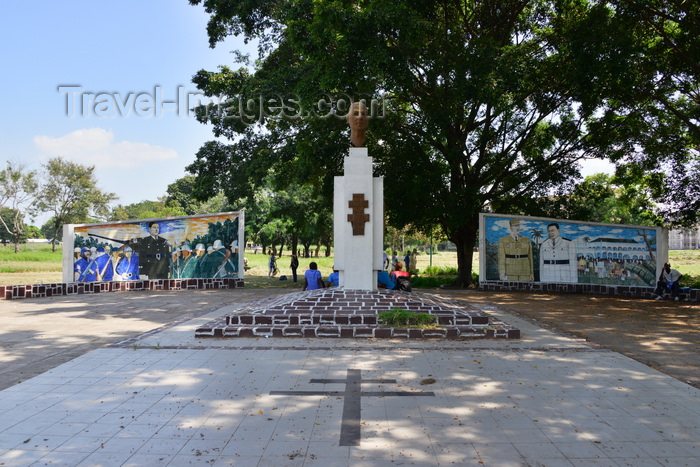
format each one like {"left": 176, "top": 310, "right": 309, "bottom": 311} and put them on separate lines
{"left": 188, "top": 0, "right": 697, "bottom": 286}
{"left": 530, "top": 173, "right": 660, "bottom": 226}
{"left": 0, "top": 161, "right": 39, "bottom": 252}
{"left": 36, "top": 157, "right": 117, "bottom": 251}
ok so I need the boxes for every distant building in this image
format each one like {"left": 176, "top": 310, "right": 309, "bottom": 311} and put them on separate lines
{"left": 668, "top": 226, "right": 700, "bottom": 250}
{"left": 577, "top": 237, "right": 653, "bottom": 261}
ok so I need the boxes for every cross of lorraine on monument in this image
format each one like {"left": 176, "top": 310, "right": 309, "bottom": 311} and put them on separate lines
{"left": 333, "top": 101, "right": 384, "bottom": 290}
{"left": 347, "top": 193, "right": 370, "bottom": 236}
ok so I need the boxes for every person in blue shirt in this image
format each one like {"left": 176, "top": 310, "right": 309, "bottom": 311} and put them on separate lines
{"left": 327, "top": 268, "right": 340, "bottom": 287}
{"left": 303, "top": 262, "right": 325, "bottom": 291}
{"left": 377, "top": 270, "right": 395, "bottom": 290}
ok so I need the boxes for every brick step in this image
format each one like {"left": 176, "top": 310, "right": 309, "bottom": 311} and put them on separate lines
{"left": 195, "top": 324, "right": 520, "bottom": 339}
{"left": 226, "top": 313, "right": 490, "bottom": 327}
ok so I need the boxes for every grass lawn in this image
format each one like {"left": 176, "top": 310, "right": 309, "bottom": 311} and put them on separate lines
{"left": 0, "top": 243, "right": 698, "bottom": 288}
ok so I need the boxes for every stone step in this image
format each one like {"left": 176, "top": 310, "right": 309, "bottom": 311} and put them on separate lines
{"left": 195, "top": 324, "right": 520, "bottom": 339}
{"left": 226, "top": 313, "right": 490, "bottom": 326}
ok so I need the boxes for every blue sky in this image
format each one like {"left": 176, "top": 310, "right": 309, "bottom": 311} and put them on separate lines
{"left": 0, "top": 1, "right": 255, "bottom": 226}
{"left": 1, "top": 1, "right": 614, "bottom": 228}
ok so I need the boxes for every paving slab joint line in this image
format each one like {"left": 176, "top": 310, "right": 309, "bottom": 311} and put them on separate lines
{"left": 109, "top": 343, "right": 613, "bottom": 352}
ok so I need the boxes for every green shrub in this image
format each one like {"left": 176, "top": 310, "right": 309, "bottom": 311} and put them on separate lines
{"left": 682, "top": 274, "right": 700, "bottom": 289}
{"left": 411, "top": 275, "right": 455, "bottom": 288}
{"left": 422, "top": 265, "right": 458, "bottom": 276}
{"left": 377, "top": 308, "right": 438, "bottom": 328}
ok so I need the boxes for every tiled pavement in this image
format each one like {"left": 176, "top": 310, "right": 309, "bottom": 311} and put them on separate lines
{"left": 1, "top": 292, "right": 699, "bottom": 466}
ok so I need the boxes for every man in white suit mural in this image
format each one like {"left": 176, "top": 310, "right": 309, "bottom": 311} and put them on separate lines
{"left": 539, "top": 223, "right": 578, "bottom": 283}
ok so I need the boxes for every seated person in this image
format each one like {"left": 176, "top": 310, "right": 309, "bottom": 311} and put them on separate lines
{"left": 390, "top": 262, "right": 410, "bottom": 281}
{"left": 377, "top": 270, "right": 395, "bottom": 290}
{"left": 303, "top": 262, "right": 326, "bottom": 291}
{"left": 654, "top": 262, "right": 683, "bottom": 301}
{"left": 327, "top": 268, "right": 340, "bottom": 287}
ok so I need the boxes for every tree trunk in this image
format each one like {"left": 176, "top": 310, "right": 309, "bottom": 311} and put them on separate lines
{"left": 290, "top": 234, "right": 299, "bottom": 256}
{"left": 51, "top": 219, "right": 60, "bottom": 252}
{"left": 449, "top": 221, "right": 479, "bottom": 288}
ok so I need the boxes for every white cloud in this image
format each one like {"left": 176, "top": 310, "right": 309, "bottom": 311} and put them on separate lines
{"left": 33, "top": 128, "right": 177, "bottom": 169}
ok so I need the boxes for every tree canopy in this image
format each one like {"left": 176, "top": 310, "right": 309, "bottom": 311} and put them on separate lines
{"left": 0, "top": 162, "right": 39, "bottom": 252}
{"left": 36, "top": 157, "right": 117, "bottom": 251}
{"left": 188, "top": 0, "right": 698, "bottom": 285}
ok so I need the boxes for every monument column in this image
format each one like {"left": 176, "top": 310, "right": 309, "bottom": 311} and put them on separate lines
{"left": 333, "top": 102, "right": 384, "bottom": 290}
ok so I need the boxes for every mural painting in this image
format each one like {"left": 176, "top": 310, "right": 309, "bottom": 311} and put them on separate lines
{"left": 481, "top": 214, "right": 662, "bottom": 287}
{"left": 68, "top": 212, "right": 243, "bottom": 283}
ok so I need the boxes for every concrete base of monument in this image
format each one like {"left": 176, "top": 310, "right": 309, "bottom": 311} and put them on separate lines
{"left": 194, "top": 288, "right": 520, "bottom": 339}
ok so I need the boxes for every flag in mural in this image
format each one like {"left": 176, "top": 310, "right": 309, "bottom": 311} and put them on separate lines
{"left": 70, "top": 212, "right": 242, "bottom": 282}
{"left": 481, "top": 214, "right": 660, "bottom": 286}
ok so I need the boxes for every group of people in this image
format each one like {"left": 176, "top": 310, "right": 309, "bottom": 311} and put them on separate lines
{"left": 577, "top": 257, "right": 638, "bottom": 282}
{"left": 386, "top": 249, "right": 418, "bottom": 275}
{"left": 271, "top": 247, "right": 415, "bottom": 291}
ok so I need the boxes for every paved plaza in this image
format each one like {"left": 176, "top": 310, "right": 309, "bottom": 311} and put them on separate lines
{"left": 0, "top": 290, "right": 699, "bottom": 466}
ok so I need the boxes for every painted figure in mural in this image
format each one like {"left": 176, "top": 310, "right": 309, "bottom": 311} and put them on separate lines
{"left": 134, "top": 221, "right": 170, "bottom": 280}
{"left": 226, "top": 240, "right": 239, "bottom": 276}
{"left": 193, "top": 243, "right": 206, "bottom": 277}
{"left": 539, "top": 223, "right": 578, "bottom": 283}
{"left": 179, "top": 244, "right": 199, "bottom": 279}
{"left": 74, "top": 248, "right": 98, "bottom": 282}
{"left": 346, "top": 101, "right": 369, "bottom": 147}
{"left": 497, "top": 219, "right": 534, "bottom": 281}
{"left": 208, "top": 239, "right": 232, "bottom": 278}
{"left": 115, "top": 246, "right": 139, "bottom": 280}
{"left": 95, "top": 246, "right": 114, "bottom": 281}
{"left": 170, "top": 246, "right": 181, "bottom": 279}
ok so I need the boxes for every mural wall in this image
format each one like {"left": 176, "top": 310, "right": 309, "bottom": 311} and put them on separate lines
{"left": 63, "top": 212, "right": 244, "bottom": 283}
{"left": 479, "top": 214, "right": 666, "bottom": 287}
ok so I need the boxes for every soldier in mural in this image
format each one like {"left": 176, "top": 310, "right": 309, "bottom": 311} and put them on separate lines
{"left": 115, "top": 246, "right": 139, "bottom": 280}
{"left": 227, "top": 240, "right": 239, "bottom": 275}
{"left": 539, "top": 223, "right": 578, "bottom": 283}
{"left": 193, "top": 243, "right": 206, "bottom": 278}
{"left": 202, "top": 239, "right": 230, "bottom": 278}
{"left": 179, "top": 244, "right": 199, "bottom": 278}
{"left": 497, "top": 219, "right": 534, "bottom": 281}
{"left": 74, "top": 248, "right": 98, "bottom": 282}
{"left": 170, "top": 246, "right": 181, "bottom": 279}
{"left": 134, "top": 221, "right": 171, "bottom": 280}
{"left": 95, "top": 246, "right": 114, "bottom": 281}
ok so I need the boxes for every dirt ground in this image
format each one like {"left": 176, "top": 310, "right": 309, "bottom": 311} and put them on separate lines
{"left": 0, "top": 287, "right": 698, "bottom": 392}
{"left": 436, "top": 289, "right": 700, "bottom": 390}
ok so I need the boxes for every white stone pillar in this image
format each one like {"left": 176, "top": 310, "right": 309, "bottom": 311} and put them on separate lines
{"left": 333, "top": 148, "right": 384, "bottom": 290}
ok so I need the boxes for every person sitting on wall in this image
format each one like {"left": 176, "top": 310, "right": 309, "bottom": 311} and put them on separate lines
{"left": 303, "top": 262, "right": 325, "bottom": 291}
{"left": 327, "top": 267, "right": 340, "bottom": 287}
{"left": 654, "top": 262, "right": 683, "bottom": 301}
{"left": 377, "top": 270, "right": 395, "bottom": 290}
{"left": 390, "top": 262, "right": 410, "bottom": 281}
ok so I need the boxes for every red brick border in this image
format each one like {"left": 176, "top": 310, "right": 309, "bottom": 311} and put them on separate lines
{"left": 479, "top": 281, "right": 699, "bottom": 301}
{"left": 0, "top": 278, "right": 244, "bottom": 300}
